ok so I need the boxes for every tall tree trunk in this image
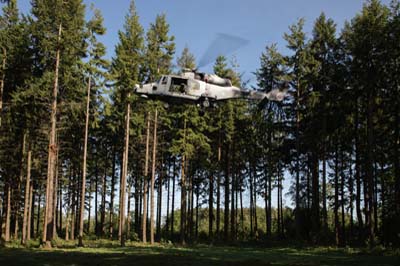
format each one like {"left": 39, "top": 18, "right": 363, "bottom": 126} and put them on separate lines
{"left": 0, "top": 47, "right": 6, "bottom": 127}
{"left": 53, "top": 146, "right": 59, "bottom": 238}
{"left": 22, "top": 150, "right": 32, "bottom": 245}
{"left": 36, "top": 185, "right": 42, "bottom": 239}
{"left": 277, "top": 169, "right": 281, "bottom": 237}
{"left": 126, "top": 183, "right": 132, "bottom": 241}
{"left": 395, "top": 98, "right": 400, "bottom": 214}
{"left": 322, "top": 112, "right": 328, "bottom": 232}
{"left": 349, "top": 159, "right": 354, "bottom": 241}
{"left": 334, "top": 144, "right": 340, "bottom": 246}
{"left": 27, "top": 180, "right": 33, "bottom": 241}
{"left": 43, "top": 23, "right": 62, "bottom": 247}
{"left": 171, "top": 159, "right": 176, "bottom": 236}
{"left": 253, "top": 166, "right": 258, "bottom": 237}
{"left": 119, "top": 93, "right": 131, "bottom": 247}
{"left": 14, "top": 133, "right": 27, "bottom": 240}
{"left": 110, "top": 147, "right": 116, "bottom": 240}
{"left": 216, "top": 134, "right": 221, "bottom": 237}
{"left": 142, "top": 112, "right": 150, "bottom": 243}
{"left": 267, "top": 158, "right": 272, "bottom": 237}
{"left": 156, "top": 154, "right": 163, "bottom": 241}
{"left": 58, "top": 181, "right": 62, "bottom": 234}
{"left": 95, "top": 168, "right": 98, "bottom": 236}
{"left": 250, "top": 166, "right": 254, "bottom": 237}
{"left": 355, "top": 99, "right": 363, "bottom": 238}
{"left": 224, "top": 146, "right": 230, "bottom": 241}
{"left": 295, "top": 82, "right": 301, "bottom": 238}
{"left": 150, "top": 108, "right": 158, "bottom": 244}
{"left": 101, "top": 166, "right": 107, "bottom": 237}
{"left": 311, "top": 150, "right": 320, "bottom": 236}
{"left": 180, "top": 117, "right": 187, "bottom": 245}
{"left": 240, "top": 185, "right": 244, "bottom": 237}
{"left": 87, "top": 177, "right": 92, "bottom": 235}
{"left": 230, "top": 143, "right": 235, "bottom": 241}
{"left": 340, "top": 151, "right": 346, "bottom": 246}
{"left": 4, "top": 185, "right": 11, "bottom": 242}
{"left": 78, "top": 76, "right": 91, "bottom": 246}
{"left": 165, "top": 161, "right": 171, "bottom": 236}
{"left": 366, "top": 93, "right": 375, "bottom": 245}
{"left": 208, "top": 173, "right": 213, "bottom": 238}
{"left": 134, "top": 170, "right": 140, "bottom": 236}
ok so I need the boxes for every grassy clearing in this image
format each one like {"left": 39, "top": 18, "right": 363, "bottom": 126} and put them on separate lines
{"left": 0, "top": 240, "right": 399, "bottom": 266}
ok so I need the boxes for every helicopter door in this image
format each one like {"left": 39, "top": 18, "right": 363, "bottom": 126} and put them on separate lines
{"left": 155, "top": 76, "right": 169, "bottom": 94}
{"left": 169, "top": 77, "right": 188, "bottom": 94}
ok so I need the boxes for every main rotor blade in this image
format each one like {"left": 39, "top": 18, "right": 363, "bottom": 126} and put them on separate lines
{"left": 198, "top": 33, "right": 249, "bottom": 68}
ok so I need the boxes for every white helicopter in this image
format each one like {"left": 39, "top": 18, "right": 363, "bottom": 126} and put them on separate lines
{"left": 134, "top": 34, "right": 287, "bottom": 106}
{"left": 134, "top": 69, "right": 287, "bottom": 107}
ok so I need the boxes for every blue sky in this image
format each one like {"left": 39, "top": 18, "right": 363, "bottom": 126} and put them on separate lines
{"left": 17, "top": 0, "right": 392, "bottom": 84}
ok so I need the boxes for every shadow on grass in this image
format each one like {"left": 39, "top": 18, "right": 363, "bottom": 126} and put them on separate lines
{"left": 0, "top": 244, "right": 399, "bottom": 266}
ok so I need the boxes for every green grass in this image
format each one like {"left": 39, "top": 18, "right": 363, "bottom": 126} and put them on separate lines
{"left": 0, "top": 240, "right": 399, "bottom": 266}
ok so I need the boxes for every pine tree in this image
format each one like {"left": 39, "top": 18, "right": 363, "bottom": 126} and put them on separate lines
{"left": 177, "top": 45, "right": 196, "bottom": 72}
{"left": 144, "top": 13, "right": 175, "bottom": 82}
{"left": 78, "top": 6, "right": 108, "bottom": 247}
{"left": 110, "top": 0, "right": 144, "bottom": 247}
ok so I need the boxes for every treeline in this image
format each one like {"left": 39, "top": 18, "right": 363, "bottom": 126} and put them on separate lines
{"left": 0, "top": 0, "right": 399, "bottom": 248}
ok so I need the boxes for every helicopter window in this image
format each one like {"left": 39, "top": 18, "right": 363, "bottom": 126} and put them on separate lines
{"left": 161, "top": 76, "right": 168, "bottom": 84}
{"left": 170, "top": 77, "right": 188, "bottom": 94}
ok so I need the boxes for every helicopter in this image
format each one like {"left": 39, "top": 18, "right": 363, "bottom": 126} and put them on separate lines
{"left": 134, "top": 33, "right": 287, "bottom": 106}
{"left": 134, "top": 69, "right": 287, "bottom": 107}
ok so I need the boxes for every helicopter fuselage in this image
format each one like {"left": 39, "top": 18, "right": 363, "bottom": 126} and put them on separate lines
{"left": 134, "top": 73, "right": 245, "bottom": 105}
{"left": 134, "top": 72, "right": 286, "bottom": 106}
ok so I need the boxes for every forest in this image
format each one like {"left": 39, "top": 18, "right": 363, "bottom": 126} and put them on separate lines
{"left": 0, "top": 0, "right": 400, "bottom": 259}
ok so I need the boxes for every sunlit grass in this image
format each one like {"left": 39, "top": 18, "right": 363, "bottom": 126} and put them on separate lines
{"left": 1, "top": 240, "right": 399, "bottom": 266}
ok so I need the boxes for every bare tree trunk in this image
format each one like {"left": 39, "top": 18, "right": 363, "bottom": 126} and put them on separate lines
{"left": 87, "top": 177, "right": 92, "bottom": 235}
{"left": 142, "top": 112, "right": 150, "bottom": 243}
{"left": 180, "top": 117, "right": 187, "bottom": 245}
{"left": 311, "top": 151, "right": 320, "bottom": 236}
{"left": 22, "top": 150, "right": 32, "bottom": 245}
{"left": 110, "top": 147, "right": 116, "bottom": 239}
{"left": 27, "top": 179, "right": 33, "bottom": 241}
{"left": 14, "top": 133, "right": 27, "bottom": 240}
{"left": 0, "top": 47, "right": 6, "bottom": 127}
{"left": 58, "top": 182, "right": 62, "bottom": 234}
{"left": 101, "top": 166, "right": 107, "bottom": 237}
{"left": 253, "top": 166, "right": 258, "bottom": 237}
{"left": 354, "top": 98, "right": 363, "bottom": 238}
{"left": 43, "top": 23, "right": 62, "bottom": 247}
{"left": 341, "top": 153, "right": 346, "bottom": 246}
{"left": 78, "top": 76, "right": 91, "bottom": 246}
{"left": 171, "top": 159, "right": 176, "bottom": 236}
{"left": 126, "top": 183, "right": 132, "bottom": 240}
{"left": 95, "top": 168, "right": 98, "bottom": 236}
{"left": 52, "top": 145, "right": 59, "bottom": 238}
{"left": 166, "top": 161, "right": 171, "bottom": 236}
{"left": 150, "top": 108, "right": 158, "bottom": 244}
{"left": 208, "top": 174, "right": 213, "bottom": 238}
{"left": 119, "top": 94, "right": 131, "bottom": 247}
{"left": 4, "top": 185, "right": 11, "bottom": 242}
{"left": 249, "top": 167, "right": 254, "bottom": 237}
{"left": 216, "top": 136, "right": 221, "bottom": 237}
{"left": 240, "top": 186, "right": 244, "bottom": 237}
{"left": 366, "top": 93, "right": 375, "bottom": 245}
{"left": 295, "top": 82, "right": 301, "bottom": 238}
{"left": 36, "top": 185, "right": 42, "bottom": 239}
{"left": 334, "top": 144, "right": 340, "bottom": 246}
{"left": 224, "top": 147, "right": 230, "bottom": 241}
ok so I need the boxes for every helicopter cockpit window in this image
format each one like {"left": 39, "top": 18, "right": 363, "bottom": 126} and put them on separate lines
{"left": 170, "top": 77, "right": 188, "bottom": 94}
{"left": 161, "top": 76, "right": 168, "bottom": 84}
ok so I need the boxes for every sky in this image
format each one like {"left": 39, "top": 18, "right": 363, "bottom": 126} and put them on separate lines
{"left": 17, "top": 0, "right": 392, "bottom": 83}
{"left": 12, "top": 0, "right": 393, "bottom": 213}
